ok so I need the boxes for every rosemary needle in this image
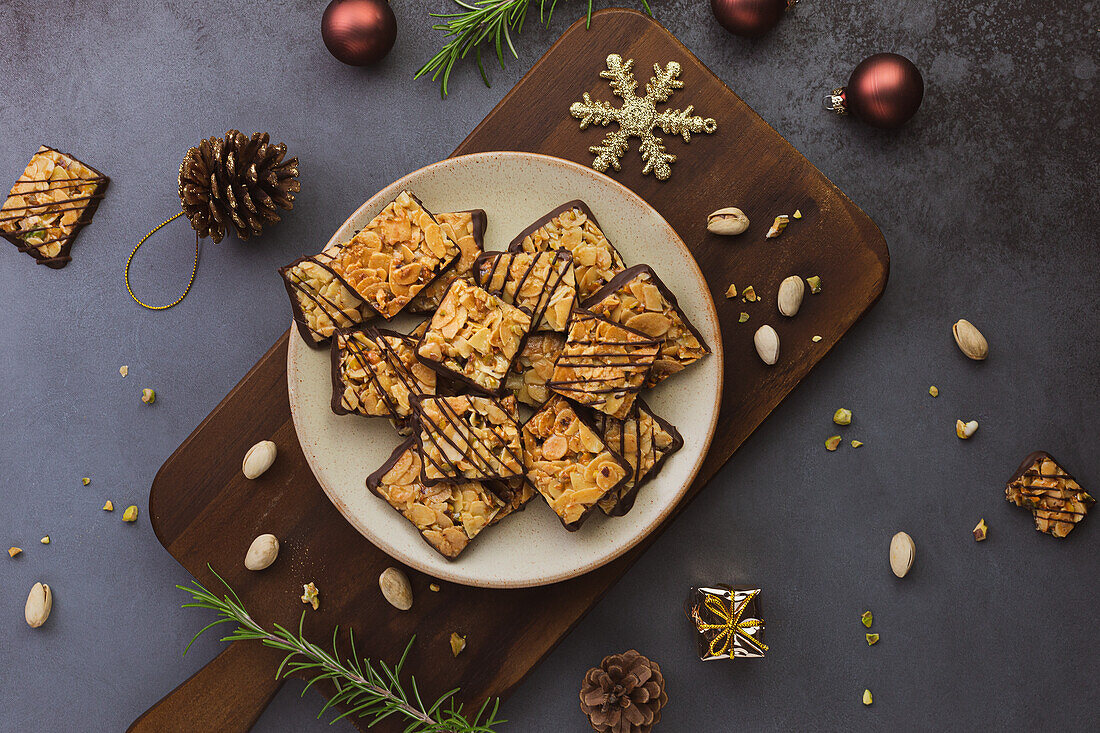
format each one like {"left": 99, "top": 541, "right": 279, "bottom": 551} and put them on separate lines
{"left": 180, "top": 566, "right": 503, "bottom": 732}
{"left": 416, "top": 0, "right": 652, "bottom": 98}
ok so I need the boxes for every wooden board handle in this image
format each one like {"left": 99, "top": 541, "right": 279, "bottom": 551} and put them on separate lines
{"left": 128, "top": 641, "right": 285, "bottom": 733}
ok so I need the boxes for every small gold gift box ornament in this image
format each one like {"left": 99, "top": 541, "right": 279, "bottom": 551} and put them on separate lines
{"left": 685, "top": 585, "right": 767, "bottom": 660}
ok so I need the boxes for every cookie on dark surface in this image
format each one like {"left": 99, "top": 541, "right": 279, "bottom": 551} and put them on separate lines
{"left": 1006, "top": 451, "right": 1093, "bottom": 538}
{"left": 1, "top": 146, "right": 109, "bottom": 268}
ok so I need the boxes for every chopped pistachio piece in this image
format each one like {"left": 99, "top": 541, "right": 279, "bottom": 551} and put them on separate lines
{"left": 301, "top": 582, "right": 320, "bottom": 610}
{"left": 742, "top": 285, "right": 757, "bottom": 302}
{"left": 766, "top": 214, "right": 790, "bottom": 238}
{"left": 81, "top": 477, "right": 91, "bottom": 485}
{"left": 8, "top": 547, "right": 22, "bottom": 558}
{"left": 866, "top": 633, "right": 879, "bottom": 645}
{"left": 119, "top": 365, "right": 128, "bottom": 377}
{"left": 102, "top": 500, "right": 114, "bottom": 511}
{"left": 929, "top": 385, "right": 939, "bottom": 397}
{"left": 863, "top": 689, "right": 873, "bottom": 706}
{"left": 793, "top": 209, "right": 803, "bottom": 219}
{"left": 861, "top": 610, "right": 873, "bottom": 627}
{"left": 739, "top": 312, "right": 750, "bottom": 323}
{"left": 429, "top": 583, "right": 440, "bottom": 592}
{"left": 141, "top": 388, "right": 156, "bottom": 404}
{"left": 40, "top": 536, "right": 50, "bottom": 545}
{"left": 851, "top": 440, "right": 863, "bottom": 448}
{"left": 811, "top": 335, "right": 822, "bottom": 342}
{"left": 725, "top": 283, "right": 738, "bottom": 299}
{"left": 973, "top": 518, "right": 988, "bottom": 541}
{"left": 122, "top": 505, "right": 139, "bottom": 522}
{"left": 825, "top": 435, "right": 842, "bottom": 451}
{"left": 833, "top": 408, "right": 852, "bottom": 425}
{"left": 956, "top": 419, "right": 978, "bottom": 439}
{"left": 450, "top": 631, "right": 467, "bottom": 657}
{"left": 806, "top": 275, "right": 822, "bottom": 293}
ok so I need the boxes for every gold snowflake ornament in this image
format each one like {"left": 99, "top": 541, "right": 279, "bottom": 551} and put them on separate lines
{"left": 570, "top": 54, "right": 717, "bottom": 181}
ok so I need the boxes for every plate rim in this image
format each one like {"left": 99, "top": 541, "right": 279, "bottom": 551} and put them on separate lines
{"left": 288, "top": 150, "right": 723, "bottom": 588}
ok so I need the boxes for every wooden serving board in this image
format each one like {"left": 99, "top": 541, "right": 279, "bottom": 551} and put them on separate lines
{"left": 132, "top": 9, "right": 887, "bottom": 732}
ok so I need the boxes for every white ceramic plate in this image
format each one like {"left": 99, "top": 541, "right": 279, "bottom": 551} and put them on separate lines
{"left": 288, "top": 152, "right": 722, "bottom": 588}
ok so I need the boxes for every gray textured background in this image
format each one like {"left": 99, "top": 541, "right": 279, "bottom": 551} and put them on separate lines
{"left": 1, "top": 1, "right": 1097, "bottom": 731}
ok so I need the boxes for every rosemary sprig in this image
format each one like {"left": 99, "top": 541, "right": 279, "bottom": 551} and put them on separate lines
{"left": 179, "top": 567, "right": 503, "bottom": 732}
{"left": 415, "top": 0, "right": 653, "bottom": 98}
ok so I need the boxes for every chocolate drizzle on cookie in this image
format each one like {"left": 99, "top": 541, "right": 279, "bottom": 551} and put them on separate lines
{"left": 0, "top": 179, "right": 107, "bottom": 223}
{"left": 582, "top": 263, "right": 711, "bottom": 386}
{"left": 1005, "top": 451, "right": 1093, "bottom": 538}
{"left": 407, "top": 209, "right": 488, "bottom": 313}
{"left": 331, "top": 327, "right": 433, "bottom": 428}
{"left": 507, "top": 200, "right": 626, "bottom": 299}
{"left": 548, "top": 310, "right": 660, "bottom": 417}
{"left": 1, "top": 146, "right": 110, "bottom": 268}
{"left": 279, "top": 253, "right": 369, "bottom": 347}
{"left": 473, "top": 248, "right": 575, "bottom": 331}
{"left": 592, "top": 400, "right": 684, "bottom": 516}
{"left": 365, "top": 438, "right": 505, "bottom": 560}
{"left": 414, "top": 395, "right": 525, "bottom": 484}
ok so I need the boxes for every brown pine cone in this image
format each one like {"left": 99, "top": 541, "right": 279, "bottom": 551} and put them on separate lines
{"left": 178, "top": 130, "right": 299, "bottom": 244}
{"left": 579, "top": 649, "right": 668, "bottom": 733}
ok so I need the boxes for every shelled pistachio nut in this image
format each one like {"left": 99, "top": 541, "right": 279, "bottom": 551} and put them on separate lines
{"left": 244, "top": 534, "right": 280, "bottom": 570}
{"left": 952, "top": 319, "right": 988, "bottom": 360}
{"left": 777, "top": 276, "right": 805, "bottom": 316}
{"left": 25, "top": 582, "right": 52, "bottom": 628}
{"left": 754, "top": 325, "right": 779, "bottom": 365}
{"left": 706, "top": 207, "right": 750, "bottom": 236}
{"left": 379, "top": 567, "right": 413, "bottom": 611}
{"left": 889, "top": 532, "right": 915, "bottom": 578}
{"left": 243, "top": 440, "right": 277, "bottom": 479}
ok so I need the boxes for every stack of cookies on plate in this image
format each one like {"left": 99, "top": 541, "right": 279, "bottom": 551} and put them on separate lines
{"left": 280, "top": 192, "right": 709, "bottom": 559}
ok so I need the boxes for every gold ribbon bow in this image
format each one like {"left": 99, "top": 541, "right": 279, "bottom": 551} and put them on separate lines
{"left": 697, "top": 589, "right": 768, "bottom": 658}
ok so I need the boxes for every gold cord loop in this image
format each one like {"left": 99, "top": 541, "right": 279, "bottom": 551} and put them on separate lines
{"left": 125, "top": 212, "right": 200, "bottom": 310}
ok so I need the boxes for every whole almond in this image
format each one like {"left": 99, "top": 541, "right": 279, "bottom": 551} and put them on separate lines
{"left": 25, "top": 582, "right": 52, "bottom": 628}
{"left": 754, "top": 325, "right": 780, "bottom": 365}
{"left": 379, "top": 567, "right": 413, "bottom": 611}
{"left": 952, "top": 319, "right": 988, "bottom": 360}
{"left": 706, "top": 207, "right": 750, "bottom": 236}
{"left": 243, "top": 440, "right": 277, "bottom": 479}
{"left": 889, "top": 532, "right": 915, "bottom": 578}
{"left": 777, "top": 276, "right": 805, "bottom": 317}
{"left": 244, "top": 534, "right": 280, "bottom": 571}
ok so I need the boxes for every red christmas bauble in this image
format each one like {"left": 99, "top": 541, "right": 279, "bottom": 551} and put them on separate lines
{"left": 710, "top": 0, "right": 791, "bottom": 39}
{"left": 322, "top": 0, "right": 397, "bottom": 66}
{"left": 826, "top": 53, "right": 924, "bottom": 128}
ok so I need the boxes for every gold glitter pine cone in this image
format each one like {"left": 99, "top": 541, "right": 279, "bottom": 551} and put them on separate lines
{"left": 579, "top": 649, "right": 668, "bottom": 733}
{"left": 178, "top": 130, "right": 299, "bottom": 244}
